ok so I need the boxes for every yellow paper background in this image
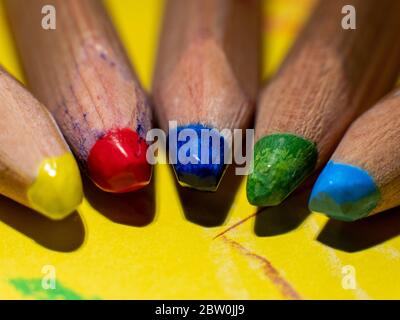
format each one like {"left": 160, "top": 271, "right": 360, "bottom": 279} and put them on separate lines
{"left": 0, "top": 0, "right": 399, "bottom": 300}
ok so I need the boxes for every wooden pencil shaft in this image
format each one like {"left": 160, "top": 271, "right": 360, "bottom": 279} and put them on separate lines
{"left": 153, "top": 0, "right": 261, "bottom": 131}
{"left": 6, "top": 0, "right": 151, "bottom": 164}
{"left": 0, "top": 66, "right": 67, "bottom": 207}
{"left": 256, "top": 0, "right": 400, "bottom": 165}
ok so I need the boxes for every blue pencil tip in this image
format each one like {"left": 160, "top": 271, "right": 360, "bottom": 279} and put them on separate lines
{"left": 309, "top": 161, "right": 380, "bottom": 221}
{"left": 169, "top": 124, "right": 227, "bottom": 191}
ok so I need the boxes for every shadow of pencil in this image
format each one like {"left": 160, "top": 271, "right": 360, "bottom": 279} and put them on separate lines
{"left": 83, "top": 174, "right": 156, "bottom": 227}
{"left": 176, "top": 165, "right": 243, "bottom": 227}
{"left": 254, "top": 188, "right": 312, "bottom": 237}
{"left": 317, "top": 206, "right": 400, "bottom": 253}
{"left": 0, "top": 195, "right": 85, "bottom": 252}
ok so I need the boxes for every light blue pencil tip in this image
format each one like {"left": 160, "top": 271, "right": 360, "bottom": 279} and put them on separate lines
{"left": 309, "top": 161, "right": 380, "bottom": 221}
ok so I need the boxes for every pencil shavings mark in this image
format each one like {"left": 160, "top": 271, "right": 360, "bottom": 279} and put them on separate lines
{"left": 213, "top": 211, "right": 259, "bottom": 239}
{"left": 220, "top": 236, "right": 303, "bottom": 300}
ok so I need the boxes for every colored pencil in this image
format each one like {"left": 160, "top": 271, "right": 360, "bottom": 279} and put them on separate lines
{"left": 247, "top": 0, "right": 400, "bottom": 206}
{"left": 6, "top": 0, "right": 152, "bottom": 193}
{"left": 153, "top": 0, "right": 260, "bottom": 191}
{"left": 309, "top": 89, "right": 400, "bottom": 221}
{"left": 0, "top": 66, "right": 83, "bottom": 219}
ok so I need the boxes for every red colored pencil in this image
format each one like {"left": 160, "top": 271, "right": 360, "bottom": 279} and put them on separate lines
{"left": 6, "top": 0, "right": 152, "bottom": 193}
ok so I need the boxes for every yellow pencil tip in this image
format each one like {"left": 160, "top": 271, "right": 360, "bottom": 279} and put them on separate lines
{"left": 28, "top": 153, "right": 83, "bottom": 220}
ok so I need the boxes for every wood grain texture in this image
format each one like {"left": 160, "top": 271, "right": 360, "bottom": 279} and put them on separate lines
{"left": 333, "top": 89, "right": 400, "bottom": 214}
{"left": 256, "top": 0, "right": 400, "bottom": 167}
{"left": 6, "top": 0, "right": 151, "bottom": 164}
{"left": 152, "top": 0, "right": 261, "bottom": 132}
{"left": 0, "top": 66, "right": 68, "bottom": 207}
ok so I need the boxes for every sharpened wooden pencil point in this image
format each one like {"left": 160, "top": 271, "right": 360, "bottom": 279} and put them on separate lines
{"left": 248, "top": 0, "right": 400, "bottom": 207}
{"left": 6, "top": 0, "right": 153, "bottom": 193}
{"left": 0, "top": 66, "right": 83, "bottom": 219}
{"left": 310, "top": 89, "right": 400, "bottom": 220}
{"left": 153, "top": 0, "right": 260, "bottom": 191}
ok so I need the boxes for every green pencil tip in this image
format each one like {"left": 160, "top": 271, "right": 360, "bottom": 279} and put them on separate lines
{"left": 246, "top": 133, "right": 318, "bottom": 207}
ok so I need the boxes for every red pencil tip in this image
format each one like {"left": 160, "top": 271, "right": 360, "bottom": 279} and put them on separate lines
{"left": 87, "top": 128, "right": 151, "bottom": 193}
